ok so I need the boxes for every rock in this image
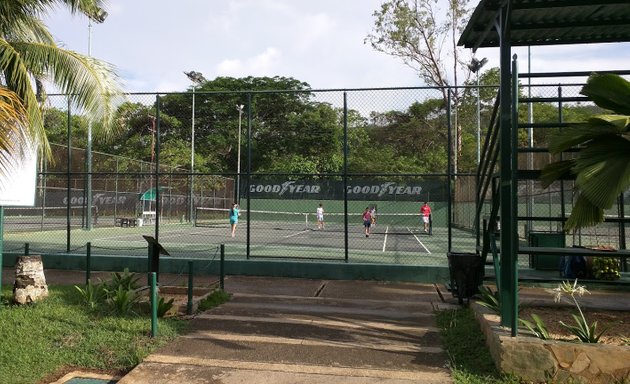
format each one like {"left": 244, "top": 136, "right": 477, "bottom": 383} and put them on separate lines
{"left": 13, "top": 256, "right": 49, "bottom": 305}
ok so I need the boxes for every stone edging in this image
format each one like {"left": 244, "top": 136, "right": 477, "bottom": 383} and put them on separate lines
{"left": 471, "top": 302, "right": 630, "bottom": 384}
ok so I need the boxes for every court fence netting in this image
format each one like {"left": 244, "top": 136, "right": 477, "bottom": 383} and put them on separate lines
{"left": 1, "top": 84, "right": 627, "bottom": 274}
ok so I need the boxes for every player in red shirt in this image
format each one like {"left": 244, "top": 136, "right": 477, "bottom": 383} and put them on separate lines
{"left": 420, "top": 202, "right": 432, "bottom": 234}
{"left": 362, "top": 207, "right": 372, "bottom": 237}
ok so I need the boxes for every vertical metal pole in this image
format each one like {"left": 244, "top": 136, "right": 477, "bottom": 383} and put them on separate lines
{"left": 509, "top": 55, "right": 520, "bottom": 336}
{"left": 190, "top": 87, "right": 195, "bottom": 223}
{"left": 558, "top": 86, "right": 566, "bottom": 224}
{"left": 86, "top": 20, "right": 93, "bottom": 231}
{"left": 147, "top": 242, "right": 153, "bottom": 286}
{"left": 86, "top": 242, "right": 91, "bottom": 285}
{"left": 246, "top": 94, "right": 252, "bottom": 259}
{"left": 497, "top": 2, "right": 517, "bottom": 334}
{"left": 149, "top": 272, "right": 157, "bottom": 337}
{"left": 25, "top": 243, "right": 29, "bottom": 256}
{"left": 236, "top": 106, "right": 243, "bottom": 203}
{"left": 476, "top": 72, "right": 481, "bottom": 165}
{"left": 220, "top": 244, "right": 225, "bottom": 290}
{"left": 526, "top": 46, "right": 534, "bottom": 236}
{"left": 447, "top": 89, "right": 453, "bottom": 253}
{"left": 618, "top": 194, "right": 627, "bottom": 272}
{"left": 0, "top": 207, "right": 4, "bottom": 292}
{"left": 343, "top": 92, "right": 349, "bottom": 263}
{"left": 66, "top": 98, "right": 72, "bottom": 252}
{"left": 155, "top": 95, "right": 161, "bottom": 242}
{"left": 187, "top": 260, "right": 193, "bottom": 315}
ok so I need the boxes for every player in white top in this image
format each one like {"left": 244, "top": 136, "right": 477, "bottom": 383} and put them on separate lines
{"left": 316, "top": 203, "right": 324, "bottom": 229}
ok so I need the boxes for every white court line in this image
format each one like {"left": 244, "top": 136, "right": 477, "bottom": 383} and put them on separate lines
{"left": 283, "top": 229, "right": 310, "bottom": 238}
{"left": 382, "top": 226, "right": 389, "bottom": 252}
{"left": 408, "top": 227, "right": 431, "bottom": 254}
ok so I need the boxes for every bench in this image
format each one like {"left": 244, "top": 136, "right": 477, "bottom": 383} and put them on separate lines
{"left": 115, "top": 217, "right": 137, "bottom": 227}
{"left": 142, "top": 211, "right": 157, "bottom": 224}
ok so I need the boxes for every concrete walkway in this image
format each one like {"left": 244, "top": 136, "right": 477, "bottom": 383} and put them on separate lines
{"left": 118, "top": 276, "right": 455, "bottom": 384}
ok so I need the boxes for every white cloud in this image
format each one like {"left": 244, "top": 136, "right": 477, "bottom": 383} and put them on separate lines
{"left": 216, "top": 47, "right": 282, "bottom": 77}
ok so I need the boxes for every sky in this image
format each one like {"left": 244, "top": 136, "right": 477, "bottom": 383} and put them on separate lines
{"left": 43, "top": 1, "right": 630, "bottom": 94}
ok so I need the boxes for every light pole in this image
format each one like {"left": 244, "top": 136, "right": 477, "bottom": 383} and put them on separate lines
{"left": 468, "top": 57, "right": 488, "bottom": 165}
{"left": 85, "top": 8, "right": 107, "bottom": 230}
{"left": 184, "top": 70, "right": 206, "bottom": 222}
{"left": 236, "top": 104, "right": 244, "bottom": 203}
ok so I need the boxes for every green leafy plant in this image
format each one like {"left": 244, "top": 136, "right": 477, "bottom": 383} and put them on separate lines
{"left": 105, "top": 285, "right": 139, "bottom": 316}
{"left": 476, "top": 285, "right": 500, "bottom": 313}
{"left": 74, "top": 279, "right": 106, "bottom": 310}
{"left": 552, "top": 279, "right": 608, "bottom": 343}
{"left": 107, "top": 268, "right": 141, "bottom": 291}
{"left": 157, "top": 297, "right": 175, "bottom": 318}
{"left": 541, "top": 73, "right": 630, "bottom": 231}
{"left": 519, "top": 314, "right": 551, "bottom": 340}
{"left": 592, "top": 257, "right": 621, "bottom": 280}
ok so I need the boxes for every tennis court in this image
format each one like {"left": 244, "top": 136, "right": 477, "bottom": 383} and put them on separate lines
{"left": 2, "top": 207, "right": 476, "bottom": 267}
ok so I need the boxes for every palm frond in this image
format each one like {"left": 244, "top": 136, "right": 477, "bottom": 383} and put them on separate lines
{"left": 581, "top": 73, "right": 630, "bottom": 115}
{"left": 564, "top": 194, "right": 604, "bottom": 232}
{"left": 573, "top": 136, "right": 630, "bottom": 208}
{"left": 0, "top": 38, "right": 48, "bottom": 157}
{"left": 540, "top": 159, "right": 575, "bottom": 189}
{"left": 0, "top": 87, "right": 30, "bottom": 177}
{"left": 548, "top": 120, "right": 625, "bottom": 154}
{"left": 11, "top": 41, "right": 125, "bottom": 137}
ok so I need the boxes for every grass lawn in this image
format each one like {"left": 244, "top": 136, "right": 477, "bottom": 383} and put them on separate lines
{"left": 0, "top": 284, "right": 186, "bottom": 384}
{"left": 436, "top": 307, "right": 522, "bottom": 384}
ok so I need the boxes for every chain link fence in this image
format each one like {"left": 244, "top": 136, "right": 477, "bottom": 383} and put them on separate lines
{"left": 3, "top": 82, "right": 627, "bottom": 270}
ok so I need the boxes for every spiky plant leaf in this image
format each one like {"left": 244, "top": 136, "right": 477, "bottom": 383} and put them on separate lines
{"left": 581, "top": 73, "right": 630, "bottom": 115}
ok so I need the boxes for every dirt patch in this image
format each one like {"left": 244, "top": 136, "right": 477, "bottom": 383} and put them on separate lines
{"left": 519, "top": 305, "right": 630, "bottom": 346}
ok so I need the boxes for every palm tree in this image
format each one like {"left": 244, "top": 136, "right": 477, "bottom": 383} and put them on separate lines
{"left": 0, "top": 0, "right": 124, "bottom": 164}
{"left": 541, "top": 73, "right": 630, "bottom": 231}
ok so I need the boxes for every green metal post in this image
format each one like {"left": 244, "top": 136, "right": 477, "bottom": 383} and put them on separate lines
{"left": 220, "top": 244, "right": 225, "bottom": 290}
{"left": 343, "top": 92, "right": 349, "bottom": 263}
{"left": 66, "top": 98, "right": 72, "bottom": 252}
{"left": 86, "top": 242, "right": 91, "bottom": 286}
{"left": 0, "top": 207, "right": 4, "bottom": 296}
{"left": 447, "top": 90, "right": 453, "bottom": 252}
{"left": 154, "top": 95, "right": 161, "bottom": 243}
{"left": 147, "top": 242, "right": 154, "bottom": 286}
{"left": 246, "top": 93, "right": 252, "bottom": 259}
{"left": 25, "top": 243, "right": 29, "bottom": 255}
{"left": 498, "top": 2, "right": 518, "bottom": 334}
{"left": 149, "top": 272, "right": 157, "bottom": 337}
{"left": 509, "top": 54, "right": 520, "bottom": 336}
{"left": 187, "top": 261, "right": 193, "bottom": 315}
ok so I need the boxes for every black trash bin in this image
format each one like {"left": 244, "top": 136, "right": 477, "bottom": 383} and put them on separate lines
{"left": 448, "top": 252, "right": 484, "bottom": 304}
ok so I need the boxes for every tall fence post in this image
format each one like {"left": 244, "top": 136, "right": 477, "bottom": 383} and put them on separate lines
{"left": 86, "top": 242, "right": 91, "bottom": 285}
{"left": 187, "top": 260, "right": 193, "bottom": 315}
{"left": 149, "top": 272, "right": 157, "bottom": 337}
{"left": 220, "top": 244, "right": 225, "bottom": 291}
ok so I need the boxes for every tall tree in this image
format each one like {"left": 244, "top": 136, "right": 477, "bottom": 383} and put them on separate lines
{"left": 0, "top": 0, "right": 124, "bottom": 165}
{"left": 366, "top": 0, "right": 472, "bottom": 172}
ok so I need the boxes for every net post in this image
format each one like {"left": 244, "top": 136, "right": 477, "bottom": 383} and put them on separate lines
{"left": 24, "top": 243, "right": 29, "bottom": 256}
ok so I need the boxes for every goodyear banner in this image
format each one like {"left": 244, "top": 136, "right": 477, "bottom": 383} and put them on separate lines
{"left": 244, "top": 179, "right": 446, "bottom": 201}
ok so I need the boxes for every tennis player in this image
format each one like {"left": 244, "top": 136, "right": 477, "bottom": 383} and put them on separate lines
{"left": 362, "top": 207, "right": 372, "bottom": 237}
{"left": 229, "top": 203, "right": 240, "bottom": 237}
{"left": 420, "top": 202, "right": 432, "bottom": 234}
{"left": 316, "top": 203, "right": 325, "bottom": 229}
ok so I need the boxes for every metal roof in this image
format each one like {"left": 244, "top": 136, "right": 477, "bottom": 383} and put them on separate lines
{"left": 459, "top": 0, "right": 630, "bottom": 50}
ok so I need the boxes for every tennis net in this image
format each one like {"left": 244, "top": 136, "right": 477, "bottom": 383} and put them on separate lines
{"left": 194, "top": 207, "right": 430, "bottom": 234}
{"left": 4, "top": 206, "right": 98, "bottom": 230}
